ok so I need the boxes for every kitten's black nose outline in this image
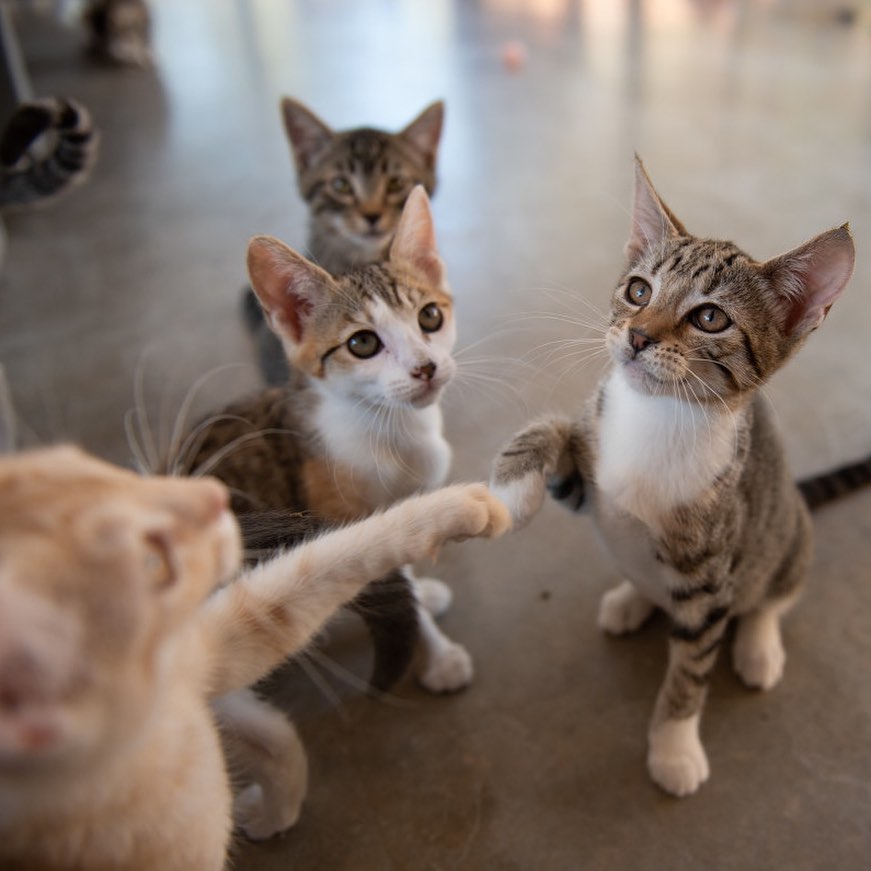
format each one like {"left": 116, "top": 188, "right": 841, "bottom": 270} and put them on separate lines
{"left": 629, "top": 328, "right": 657, "bottom": 355}
{"left": 412, "top": 361, "right": 437, "bottom": 381}
{"left": 362, "top": 212, "right": 381, "bottom": 227}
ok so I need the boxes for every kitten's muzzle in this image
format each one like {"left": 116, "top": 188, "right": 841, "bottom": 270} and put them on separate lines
{"left": 412, "top": 361, "right": 437, "bottom": 382}
{"left": 629, "top": 328, "right": 658, "bottom": 356}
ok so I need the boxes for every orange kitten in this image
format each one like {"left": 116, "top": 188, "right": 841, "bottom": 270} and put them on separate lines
{"left": 0, "top": 446, "right": 509, "bottom": 870}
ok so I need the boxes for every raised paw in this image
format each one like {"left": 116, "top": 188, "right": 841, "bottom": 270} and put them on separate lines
{"left": 598, "top": 581, "right": 655, "bottom": 635}
{"left": 648, "top": 716, "right": 709, "bottom": 797}
{"left": 234, "top": 783, "right": 303, "bottom": 841}
{"left": 437, "top": 483, "right": 512, "bottom": 545}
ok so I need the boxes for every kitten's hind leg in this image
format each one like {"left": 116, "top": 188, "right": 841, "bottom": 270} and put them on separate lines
{"left": 732, "top": 590, "right": 800, "bottom": 691}
{"left": 213, "top": 688, "right": 308, "bottom": 841}
{"left": 598, "top": 580, "right": 656, "bottom": 635}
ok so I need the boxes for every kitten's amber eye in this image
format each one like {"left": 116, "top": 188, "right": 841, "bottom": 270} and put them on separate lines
{"left": 386, "top": 176, "right": 406, "bottom": 195}
{"left": 418, "top": 303, "right": 443, "bottom": 333}
{"left": 691, "top": 305, "right": 731, "bottom": 333}
{"left": 331, "top": 176, "right": 353, "bottom": 196}
{"left": 347, "top": 330, "right": 382, "bottom": 358}
{"left": 626, "top": 278, "right": 652, "bottom": 306}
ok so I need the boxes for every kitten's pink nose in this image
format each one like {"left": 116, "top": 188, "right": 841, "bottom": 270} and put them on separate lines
{"left": 412, "top": 361, "right": 437, "bottom": 381}
{"left": 629, "top": 328, "right": 657, "bottom": 354}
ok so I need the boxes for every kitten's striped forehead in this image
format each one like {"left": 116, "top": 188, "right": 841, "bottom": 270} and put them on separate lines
{"left": 645, "top": 238, "right": 750, "bottom": 293}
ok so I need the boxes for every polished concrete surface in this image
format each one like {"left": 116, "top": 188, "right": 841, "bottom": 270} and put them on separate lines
{"left": 2, "top": 1, "right": 870, "bottom": 868}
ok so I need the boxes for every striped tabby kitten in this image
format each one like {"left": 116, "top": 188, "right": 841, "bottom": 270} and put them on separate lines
{"left": 180, "top": 187, "right": 474, "bottom": 693}
{"left": 246, "top": 97, "right": 444, "bottom": 385}
{"left": 0, "top": 446, "right": 508, "bottom": 869}
{"left": 492, "top": 157, "right": 857, "bottom": 797}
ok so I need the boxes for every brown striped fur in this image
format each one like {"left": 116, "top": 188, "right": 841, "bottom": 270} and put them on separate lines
{"left": 492, "top": 157, "right": 856, "bottom": 797}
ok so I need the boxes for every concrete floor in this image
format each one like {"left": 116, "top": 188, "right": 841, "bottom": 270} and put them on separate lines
{"left": 2, "top": 1, "right": 871, "bottom": 868}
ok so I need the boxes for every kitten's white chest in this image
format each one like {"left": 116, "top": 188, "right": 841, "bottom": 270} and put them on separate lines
{"left": 592, "top": 370, "right": 736, "bottom": 594}
{"left": 315, "top": 396, "right": 451, "bottom": 509}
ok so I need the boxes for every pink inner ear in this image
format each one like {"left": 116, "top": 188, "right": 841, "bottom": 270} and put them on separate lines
{"left": 389, "top": 186, "right": 444, "bottom": 286}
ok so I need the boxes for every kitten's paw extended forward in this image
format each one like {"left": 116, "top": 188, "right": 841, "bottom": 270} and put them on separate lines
{"left": 598, "top": 581, "right": 655, "bottom": 635}
{"left": 418, "top": 640, "right": 474, "bottom": 693}
{"left": 648, "top": 716, "right": 709, "bottom": 797}
{"left": 234, "top": 782, "right": 303, "bottom": 841}
{"left": 430, "top": 483, "right": 512, "bottom": 547}
{"left": 732, "top": 612, "right": 786, "bottom": 691}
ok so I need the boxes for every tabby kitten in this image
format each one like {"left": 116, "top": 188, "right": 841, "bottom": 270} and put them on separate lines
{"left": 178, "top": 187, "right": 473, "bottom": 693}
{"left": 492, "top": 157, "right": 857, "bottom": 797}
{"left": 245, "top": 97, "right": 444, "bottom": 385}
{"left": 0, "top": 446, "right": 509, "bottom": 869}
{"left": 84, "top": 0, "right": 152, "bottom": 67}
{"left": 0, "top": 98, "right": 98, "bottom": 209}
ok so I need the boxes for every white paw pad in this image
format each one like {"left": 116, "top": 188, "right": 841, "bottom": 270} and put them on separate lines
{"left": 418, "top": 641, "right": 474, "bottom": 693}
{"left": 648, "top": 717, "right": 709, "bottom": 797}
{"left": 598, "top": 582, "right": 654, "bottom": 635}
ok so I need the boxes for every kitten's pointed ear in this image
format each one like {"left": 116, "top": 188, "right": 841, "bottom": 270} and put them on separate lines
{"left": 247, "top": 236, "right": 334, "bottom": 343}
{"left": 762, "top": 224, "right": 855, "bottom": 337}
{"left": 626, "top": 155, "right": 689, "bottom": 263}
{"left": 388, "top": 186, "right": 445, "bottom": 287}
{"left": 280, "top": 97, "right": 334, "bottom": 176}
{"left": 400, "top": 100, "right": 444, "bottom": 172}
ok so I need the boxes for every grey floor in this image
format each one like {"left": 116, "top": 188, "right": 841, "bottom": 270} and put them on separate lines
{"left": 3, "top": 1, "right": 871, "bottom": 869}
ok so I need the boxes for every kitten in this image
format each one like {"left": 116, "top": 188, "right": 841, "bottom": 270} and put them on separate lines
{"left": 244, "top": 97, "right": 444, "bottom": 385}
{"left": 0, "top": 445, "right": 509, "bottom": 868}
{"left": 0, "top": 98, "right": 98, "bottom": 209}
{"left": 177, "top": 187, "right": 475, "bottom": 693}
{"left": 491, "top": 157, "right": 859, "bottom": 797}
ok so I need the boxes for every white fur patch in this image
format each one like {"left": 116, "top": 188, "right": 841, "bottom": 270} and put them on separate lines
{"left": 490, "top": 472, "right": 546, "bottom": 529}
{"left": 597, "top": 368, "right": 737, "bottom": 532}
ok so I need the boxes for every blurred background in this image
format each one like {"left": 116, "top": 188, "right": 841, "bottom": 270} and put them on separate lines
{"left": 0, "top": 1, "right": 869, "bottom": 869}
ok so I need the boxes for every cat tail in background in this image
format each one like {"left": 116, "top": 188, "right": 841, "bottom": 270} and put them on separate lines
{"left": 237, "top": 510, "right": 418, "bottom": 691}
{"left": 0, "top": 364, "right": 16, "bottom": 454}
{"left": 0, "top": 98, "right": 98, "bottom": 209}
{"left": 490, "top": 415, "right": 586, "bottom": 528}
{"left": 797, "top": 454, "right": 871, "bottom": 509}
{"left": 239, "top": 286, "right": 291, "bottom": 387}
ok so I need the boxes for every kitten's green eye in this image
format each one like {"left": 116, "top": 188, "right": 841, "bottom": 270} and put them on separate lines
{"left": 691, "top": 305, "right": 731, "bottom": 333}
{"left": 331, "top": 176, "right": 353, "bottom": 196}
{"left": 626, "top": 278, "right": 652, "bottom": 306}
{"left": 418, "top": 303, "right": 443, "bottom": 333}
{"left": 347, "top": 330, "right": 382, "bottom": 358}
{"left": 386, "top": 176, "right": 406, "bottom": 195}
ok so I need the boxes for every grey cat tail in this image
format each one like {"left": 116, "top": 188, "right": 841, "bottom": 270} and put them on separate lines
{"left": 0, "top": 365, "right": 16, "bottom": 454}
{"left": 490, "top": 416, "right": 584, "bottom": 528}
{"left": 797, "top": 454, "right": 871, "bottom": 509}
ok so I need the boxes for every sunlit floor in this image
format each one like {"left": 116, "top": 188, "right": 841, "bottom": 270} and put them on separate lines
{"left": 2, "top": 1, "right": 870, "bottom": 868}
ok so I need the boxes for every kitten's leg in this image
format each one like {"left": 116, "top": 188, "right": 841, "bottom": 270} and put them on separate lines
{"left": 202, "top": 483, "right": 510, "bottom": 695}
{"left": 647, "top": 600, "right": 730, "bottom": 797}
{"left": 733, "top": 511, "right": 809, "bottom": 691}
{"left": 598, "top": 580, "right": 656, "bottom": 635}
{"left": 213, "top": 688, "right": 308, "bottom": 840}
{"left": 401, "top": 568, "right": 472, "bottom": 693}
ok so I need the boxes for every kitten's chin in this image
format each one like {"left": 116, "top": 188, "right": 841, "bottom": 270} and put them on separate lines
{"left": 619, "top": 360, "right": 673, "bottom": 397}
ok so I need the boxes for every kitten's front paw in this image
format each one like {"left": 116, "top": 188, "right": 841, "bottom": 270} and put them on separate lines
{"left": 598, "top": 581, "right": 655, "bottom": 635}
{"left": 418, "top": 641, "right": 474, "bottom": 693}
{"left": 648, "top": 717, "right": 709, "bottom": 797}
{"left": 235, "top": 783, "right": 303, "bottom": 841}
{"left": 438, "top": 483, "right": 512, "bottom": 545}
{"left": 415, "top": 577, "right": 453, "bottom": 617}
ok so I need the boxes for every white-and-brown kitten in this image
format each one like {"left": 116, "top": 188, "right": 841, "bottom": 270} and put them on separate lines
{"left": 491, "top": 157, "right": 856, "bottom": 797}
{"left": 178, "top": 187, "right": 475, "bottom": 693}
{"left": 0, "top": 446, "right": 509, "bottom": 869}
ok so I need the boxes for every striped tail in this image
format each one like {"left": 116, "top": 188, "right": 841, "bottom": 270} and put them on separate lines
{"left": 490, "top": 416, "right": 583, "bottom": 528}
{"left": 0, "top": 98, "right": 98, "bottom": 209}
{"left": 797, "top": 454, "right": 871, "bottom": 510}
